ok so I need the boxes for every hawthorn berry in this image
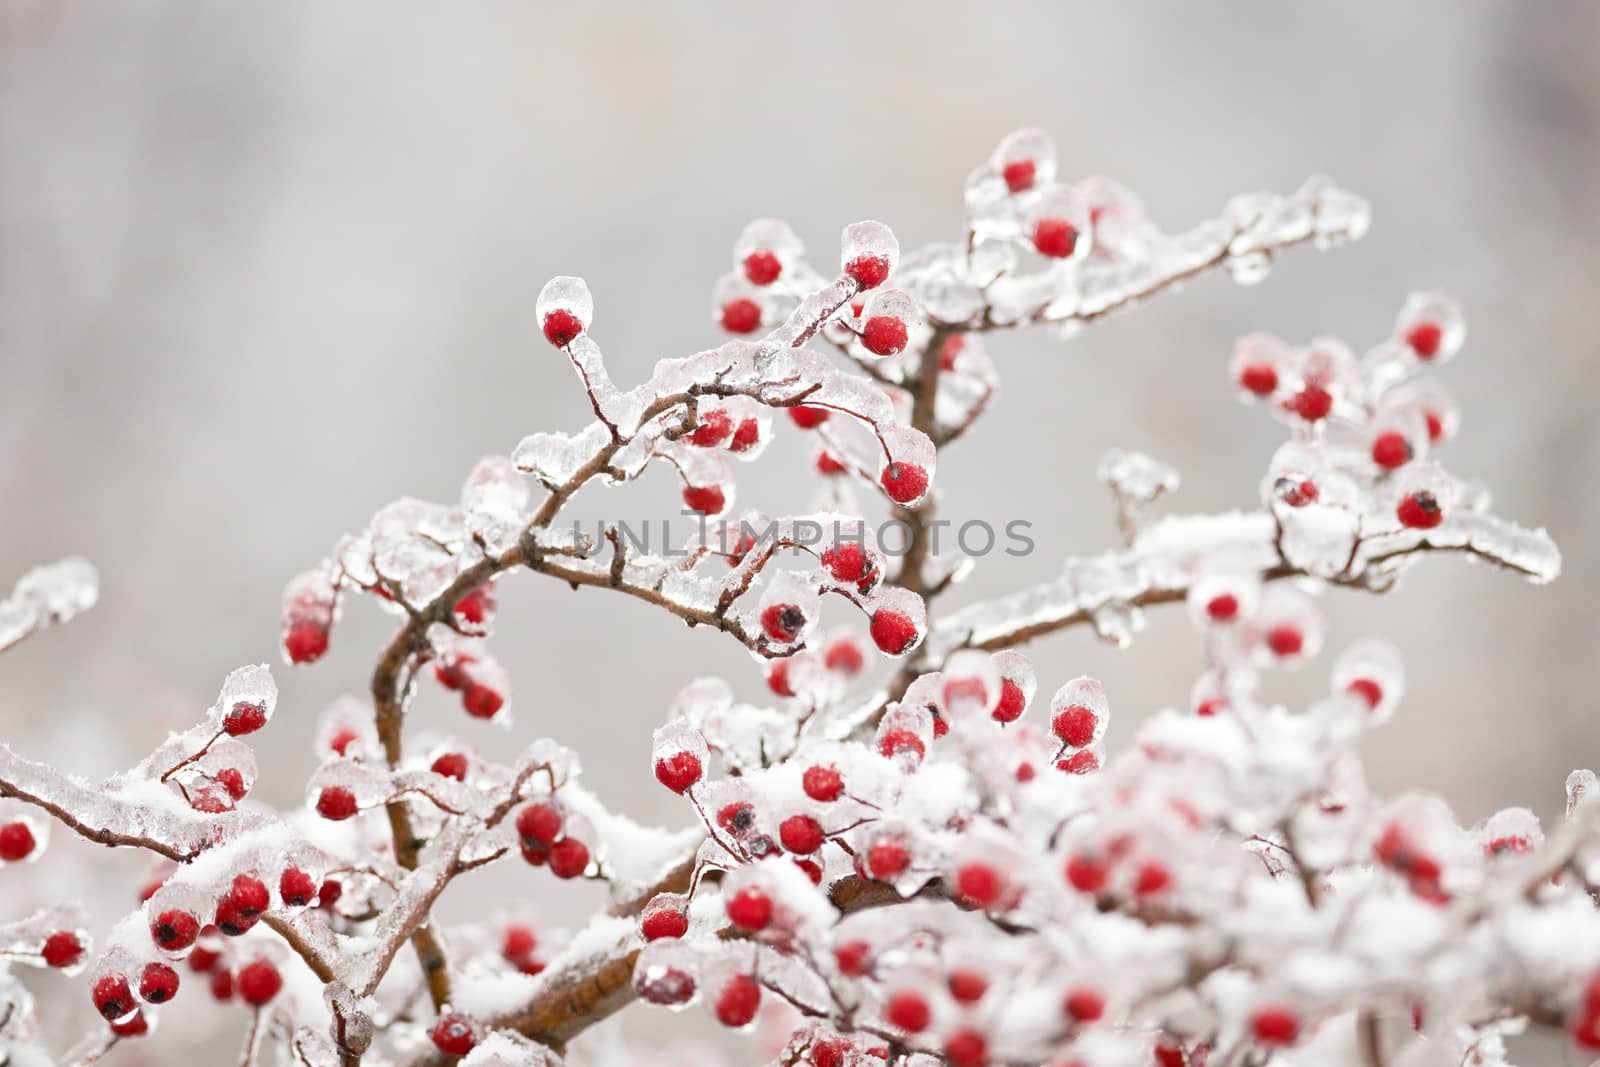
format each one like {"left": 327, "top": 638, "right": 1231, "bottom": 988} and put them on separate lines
{"left": 1052, "top": 704, "right": 1099, "bottom": 748}
{"left": 725, "top": 886, "right": 773, "bottom": 931}
{"left": 816, "top": 450, "right": 848, "bottom": 475}
{"left": 802, "top": 764, "right": 844, "bottom": 803}
{"left": 880, "top": 461, "right": 929, "bottom": 505}
{"left": 638, "top": 967, "right": 696, "bottom": 1006}
{"left": 236, "top": 959, "right": 282, "bottom": 1006}
{"left": 1266, "top": 624, "right": 1305, "bottom": 658}
{"left": 886, "top": 990, "right": 931, "bottom": 1033}
{"left": 687, "top": 408, "right": 733, "bottom": 448}
{"left": 993, "top": 679, "right": 1027, "bottom": 723}
{"left": 1347, "top": 678, "right": 1384, "bottom": 709}
{"left": 1289, "top": 384, "right": 1333, "bottom": 421}
{"left": 1065, "top": 986, "right": 1105, "bottom": 1022}
{"left": 642, "top": 908, "right": 689, "bottom": 942}
{"left": 811, "top": 1038, "right": 851, "bottom": 1067}
{"left": 315, "top": 785, "right": 359, "bottom": 821}
{"left": 824, "top": 639, "right": 865, "bottom": 676}
{"left": 682, "top": 484, "right": 727, "bottom": 516}
{"left": 222, "top": 700, "right": 267, "bottom": 736}
{"left": 41, "top": 930, "right": 83, "bottom": 968}
{"left": 834, "top": 940, "right": 871, "bottom": 977}
{"left": 877, "top": 729, "right": 925, "bottom": 762}
{"left": 715, "top": 974, "right": 762, "bottom": 1027}
{"left": 1371, "top": 431, "right": 1413, "bottom": 470}
{"left": 955, "top": 861, "right": 1006, "bottom": 909}
{"left": 431, "top": 751, "right": 470, "bottom": 781}
{"left": 1133, "top": 861, "right": 1172, "bottom": 897}
{"left": 454, "top": 585, "right": 494, "bottom": 626}
{"left": 0, "top": 820, "right": 36, "bottom": 861}
{"left": 517, "top": 802, "right": 564, "bottom": 847}
{"left": 111, "top": 1010, "right": 149, "bottom": 1037}
{"left": 1251, "top": 1005, "right": 1300, "bottom": 1045}
{"left": 1397, "top": 490, "right": 1444, "bottom": 529}
{"left": 138, "top": 962, "right": 180, "bottom": 1004}
{"left": 463, "top": 683, "right": 504, "bottom": 719}
{"left": 548, "top": 837, "right": 590, "bottom": 879}
{"left": 1238, "top": 363, "right": 1279, "bottom": 397}
{"left": 215, "top": 767, "right": 248, "bottom": 801}
{"left": 729, "top": 417, "right": 761, "bottom": 452}
{"left": 869, "top": 609, "right": 919, "bottom": 655}
{"left": 788, "top": 405, "right": 830, "bottom": 429}
{"left": 762, "top": 603, "right": 807, "bottom": 644}
{"left": 717, "top": 802, "right": 756, "bottom": 837}
{"left": 328, "top": 726, "right": 360, "bottom": 755}
{"left": 867, "top": 839, "right": 911, "bottom": 881}
{"left": 431, "top": 1013, "right": 477, "bottom": 1056}
{"left": 541, "top": 308, "right": 585, "bottom": 347}
{"left": 743, "top": 250, "right": 783, "bottom": 286}
{"left": 861, "top": 315, "right": 908, "bottom": 356}
{"left": 92, "top": 972, "right": 134, "bottom": 1020}
{"left": 948, "top": 969, "right": 989, "bottom": 1004}
{"left": 720, "top": 298, "right": 762, "bottom": 334}
{"left": 1276, "top": 477, "right": 1319, "bottom": 507}
{"left": 209, "top": 967, "right": 234, "bottom": 1001}
{"left": 780, "top": 814, "right": 826, "bottom": 855}
{"left": 1033, "top": 217, "right": 1079, "bottom": 258}
{"left": 766, "top": 659, "right": 794, "bottom": 697}
{"left": 1002, "top": 158, "right": 1036, "bottom": 192}
{"left": 1058, "top": 749, "right": 1100, "bottom": 774}
{"left": 215, "top": 901, "right": 259, "bottom": 938}
{"left": 502, "top": 924, "right": 537, "bottom": 965}
{"left": 944, "top": 1030, "right": 988, "bottom": 1067}
{"left": 318, "top": 878, "right": 343, "bottom": 909}
{"left": 820, "top": 542, "right": 873, "bottom": 587}
{"left": 1153, "top": 1039, "right": 1188, "bottom": 1067}
{"left": 845, "top": 254, "right": 891, "bottom": 289}
{"left": 1065, "top": 853, "right": 1110, "bottom": 894}
{"left": 1205, "top": 593, "right": 1240, "bottom": 622}
{"left": 151, "top": 909, "right": 200, "bottom": 951}
{"left": 280, "top": 867, "right": 318, "bottom": 907}
{"left": 284, "top": 620, "right": 330, "bottom": 664}
{"left": 1406, "top": 321, "right": 1443, "bottom": 359}
{"left": 655, "top": 750, "right": 704, "bottom": 795}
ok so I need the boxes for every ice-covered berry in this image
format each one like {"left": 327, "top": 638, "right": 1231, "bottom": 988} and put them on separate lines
{"left": 138, "top": 962, "right": 180, "bottom": 1004}
{"left": 431, "top": 1013, "right": 477, "bottom": 1056}
{"left": 236, "top": 960, "right": 282, "bottom": 1006}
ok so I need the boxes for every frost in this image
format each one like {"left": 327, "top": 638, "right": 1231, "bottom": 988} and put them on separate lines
{"left": 0, "top": 557, "right": 98, "bottom": 654}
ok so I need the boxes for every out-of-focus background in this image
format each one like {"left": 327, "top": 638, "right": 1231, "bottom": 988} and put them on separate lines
{"left": 2, "top": 2, "right": 1597, "bottom": 1063}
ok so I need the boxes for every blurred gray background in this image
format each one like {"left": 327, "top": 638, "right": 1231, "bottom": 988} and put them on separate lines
{"left": 2, "top": 2, "right": 1597, "bottom": 1063}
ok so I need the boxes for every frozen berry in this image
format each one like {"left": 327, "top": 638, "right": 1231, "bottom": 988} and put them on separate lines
{"left": 1134, "top": 861, "right": 1172, "bottom": 896}
{"left": 1290, "top": 385, "right": 1333, "bottom": 422}
{"left": 223, "top": 701, "right": 267, "bottom": 736}
{"left": 1347, "top": 678, "right": 1383, "bottom": 709}
{"left": 869, "top": 610, "right": 919, "bottom": 656}
{"left": 280, "top": 867, "right": 318, "bottom": 907}
{"left": 954, "top": 861, "right": 1005, "bottom": 909}
{"left": 725, "top": 886, "right": 773, "bottom": 931}
{"left": 1266, "top": 625, "right": 1304, "bottom": 657}
{"left": 1397, "top": 491, "right": 1444, "bottom": 529}
{"left": 215, "top": 767, "right": 248, "bottom": 801}
{"left": 688, "top": 408, "right": 733, "bottom": 448}
{"left": 682, "top": 484, "right": 727, "bottom": 515}
{"left": 228, "top": 875, "right": 269, "bottom": 918}
{"left": 1239, "top": 363, "right": 1279, "bottom": 396}
{"left": 743, "top": 250, "right": 782, "bottom": 286}
{"left": 948, "top": 969, "right": 989, "bottom": 1004}
{"left": 1405, "top": 321, "right": 1443, "bottom": 359}
{"left": 1205, "top": 594, "right": 1239, "bottom": 622}
{"left": 944, "top": 1030, "right": 988, "bottom": 1067}
{"left": 821, "top": 542, "right": 873, "bottom": 586}
{"left": 762, "top": 603, "right": 808, "bottom": 644}
{"left": 655, "top": 750, "right": 704, "bottom": 795}
{"left": 1064, "top": 986, "right": 1105, "bottom": 1022}
{"left": 835, "top": 940, "right": 871, "bottom": 977}
{"left": 92, "top": 973, "right": 134, "bottom": 1020}
{"left": 767, "top": 659, "right": 794, "bottom": 697}
{"left": 877, "top": 729, "right": 925, "bottom": 762}
{"left": 1251, "top": 1005, "right": 1300, "bottom": 1045}
{"left": 1057, "top": 749, "right": 1099, "bottom": 774}
{"left": 1002, "top": 159, "right": 1036, "bottom": 193}
{"left": 1052, "top": 705, "right": 1098, "bottom": 748}
{"left": 867, "top": 839, "right": 911, "bottom": 880}
{"left": 328, "top": 727, "right": 360, "bottom": 755}
{"left": 880, "top": 461, "right": 929, "bottom": 505}
{"left": 431, "top": 1013, "right": 477, "bottom": 1056}
{"left": 788, "top": 405, "right": 830, "bottom": 429}
{"left": 824, "top": 639, "right": 864, "bottom": 676}
{"left": 720, "top": 298, "right": 762, "bottom": 334}
{"left": 0, "top": 820, "right": 36, "bottom": 862}
{"left": 1032, "top": 217, "right": 1079, "bottom": 258}
{"left": 642, "top": 908, "right": 689, "bottom": 942}
{"left": 315, "top": 786, "right": 359, "bottom": 821}
{"left": 41, "top": 930, "right": 83, "bottom": 968}
{"left": 139, "top": 962, "right": 180, "bottom": 1004}
{"left": 1065, "top": 854, "right": 1109, "bottom": 893}
{"left": 779, "top": 814, "right": 825, "bottom": 855}
{"left": 151, "top": 909, "right": 200, "bottom": 951}
{"left": 463, "top": 683, "right": 504, "bottom": 719}
{"left": 639, "top": 966, "right": 696, "bottom": 1006}
{"left": 886, "top": 990, "right": 931, "bottom": 1032}
{"left": 1371, "top": 431, "right": 1413, "bottom": 470}
{"left": 802, "top": 764, "right": 844, "bottom": 803}
{"left": 110, "top": 1010, "right": 149, "bottom": 1037}
{"left": 861, "top": 315, "right": 908, "bottom": 356}
{"left": 845, "top": 254, "right": 891, "bottom": 289}
{"left": 548, "top": 838, "right": 590, "bottom": 879}
{"left": 816, "top": 450, "right": 848, "bottom": 475}
{"left": 993, "top": 679, "right": 1027, "bottom": 723}
{"left": 284, "top": 621, "right": 329, "bottom": 664}
{"left": 236, "top": 960, "right": 282, "bottom": 1006}
{"left": 542, "top": 308, "right": 585, "bottom": 347}
{"left": 431, "top": 751, "right": 470, "bottom": 781}
{"left": 729, "top": 417, "right": 761, "bottom": 452}
{"left": 516, "top": 802, "right": 563, "bottom": 847}
{"left": 715, "top": 974, "right": 762, "bottom": 1027}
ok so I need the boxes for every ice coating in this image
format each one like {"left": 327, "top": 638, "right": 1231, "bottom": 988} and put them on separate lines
{"left": 0, "top": 557, "right": 99, "bottom": 654}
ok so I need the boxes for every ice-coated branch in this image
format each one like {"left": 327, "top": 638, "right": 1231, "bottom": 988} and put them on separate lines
{"left": 0, "top": 556, "right": 98, "bottom": 656}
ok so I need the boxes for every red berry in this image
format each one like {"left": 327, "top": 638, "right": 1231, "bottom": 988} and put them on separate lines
{"left": 139, "top": 962, "right": 180, "bottom": 1004}
{"left": 316, "top": 786, "right": 359, "bottom": 821}
{"left": 886, "top": 990, "right": 931, "bottom": 1032}
{"left": 548, "top": 838, "right": 590, "bottom": 879}
{"left": 280, "top": 867, "right": 318, "bottom": 907}
{"left": 834, "top": 940, "right": 871, "bottom": 977}
{"left": 877, "top": 729, "right": 925, "bottom": 762}
{"left": 811, "top": 1037, "right": 851, "bottom": 1067}
{"left": 542, "top": 308, "right": 584, "bottom": 347}
{"left": 1057, "top": 749, "right": 1099, "bottom": 774}
{"left": 767, "top": 659, "right": 795, "bottom": 697}
{"left": 655, "top": 750, "right": 704, "bottom": 794}
{"left": 1239, "top": 363, "right": 1279, "bottom": 396}
{"left": 729, "top": 418, "right": 761, "bottom": 452}
{"left": 880, "top": 461, "right": 929, "bottom": 505}
{"left": 209, "top": 968, "right": 233, "bottom": 1001}
{"left": 1052, "top": 705, "right": 1098, "bottom": 748}
{"left": 223, "top": 700, "right": 267, "bottom": 736}
{"left": 1001, "top": 159, "right": 1036, "bottom": 193}
{"left": 794, "top": 857, "right": 823, "bottom": 884}
{"left": 1290, "top": 385, "right": 1333, "bottom": 421}
{"left": 1347, "top": 678, "right": 1383, "bottom": 709}
{"left": 284, "top": 620, "right": 329, "bottom": 664}
{"left": 463, "top": 683, "right": 504, "bottom": 719}
{"left": 1134, "top": 861, "right": 1172, "bottom": 896}
{"left": 1196, "top": 698, "right": 1227, "bottom": 717}
{"left": 743, "top": 250, "right": 783, "bottom": 286}
{"left": 92, "top": 973, "right": 134, "bottom": 1020}
{"left": 861, "top": 315, "right": 908, "bottom": 356}
{"left": 720, "top": 298, "right": 762, "bottom": 334}
{"left": 639, "top": 967, "right": 697, "bottom": 1006}
{"left": 944, "top": 1030, "right": 988, "bottom": 1067}
{"left": 1405, "top": 321, "right": 1443, "bottom": 359}
{"left": 824, "top": 639, "right": 865, "bottom": 676}
{"left": 433, "top": 656, "right": 474, "bottom": 691}
{"left": 940, "top": 333, "right": 966, "bottom": 370}
{"left": 0, "top": 820, "right": 36, "bottom": 862}
{"left": 717, "top": 802, "right": 756, "bottom": 836}
{"left": 1251, "top": 1005, "right": 1300, "bottom": 1045}
{"left": 992, "top": 679, "right": 1027, "bottom": 723}
{"left": 867, "top": 839, "right": 911, "bottom": 880}
{"left": 780, "top": 814, "right": 825, "bottom": 855}
{"left": 816, "top": 450, "right": 847, "bottom": 475}
{"left": 236, "top": 960, "right": 282, "bottom": 1006}
{"left": 762, "top": 603, "right": 807, "bottom": 644}
{"left": 802, "top": 764, "right": 844, "bottom": 803}
{"left": 1424, "top": 409, "right": 1445, "bottom": 441}
{"left": 682, "top": 484, "right": 727, "bottom": 515}
{"left": 1575, "top": 1012, "right": 1600, "bottom": 1050}
{"left": 328, "top": 727, "right": 360, "bottom": 755}
{"left": 431, "top": 751, "right": 470, "bottom": 781}
{"left": 1032, "top": 217, "right": 1079, "bottom": 258}
{"left": 319, "top": 879, "right": 343, "bottom": 909}
{"left": 1266, "top": 625, "right": 1304, "bottom": 657}
{"left": 1065, "top": 854, "right": 1109, "bottom": 893}
{"left": 869, "top": 610, "right": 919, "bottom": 655}
{"left": 725, "top": 886, "right": 773, "bottom": 931}
{"left": 948, "top": 969, "right": 989, "bottom": 1004}
{"left": 1397, "top": 491, "right": 1444, "bottom": 529}
{"left": 642, "top": 909, "right": 689, "bottom": 941}
{"left": 715, "top": 974, "right": 762, "bottom": 1027}
{"left": 151, "top": 909, "right": 200, "bottom": 951}
{"left": 821, "top": 542, "right": 872, "bottom": 586}
{"left": 788, "top": 405, "right": 830, "bottom": 429}
{"left": 1205, "top": 594, "right": 1239, "bottom": 622}
{"left": 229, "top": 874, "right": 270, "bottom": 918}
{"left": 1154, "top": 1039, "right": 1188, "bottom": 1067}
{"left": 1371, "top": 431, "right": 1413, "bottom": 470}
{"left": 1278, "top": 478, "right": 1319, "bottom": 507}
{"left": 1065, "top": 986, "right": 1105, "bottom": 1022}
{"left": 955, "top": 862, "right": 1005, "bottom": 909}
{"left": 688, "top": 408, "right": 733, "bottom": 448}
{"left": 431, "top": 1013, "right": 477, "bottom": 1056}
{"left": 215, "top": 767, "right": 248, "bottom": 801}
{"left": 188, "top": 947, "right": 221, "bottom": 974}
{"left": 217, "top": 899, "right": 262, "bottom": 938}
{"left": 41, "top": 930, "right": 83, "bottom": 968}
{"left": 516, "top": 802, "right": 564, "bottom": 847}
{"left": 845, "top": 254, "right": 891, "bottom": 289}
{"left": 110, "top": 1010, "right": 149, "bottom": 1037}
{"left": 502, "top": 924, "right": 538, "bottom": 963}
